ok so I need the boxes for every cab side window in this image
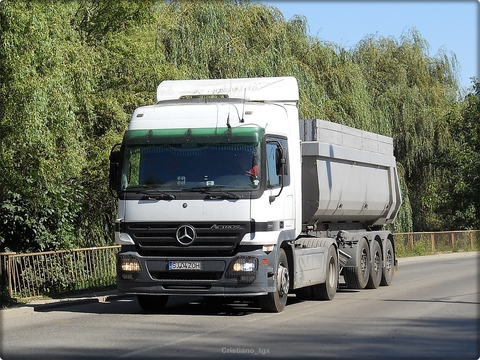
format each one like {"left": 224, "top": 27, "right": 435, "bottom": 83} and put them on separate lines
{"left": 266, "top": 137, "right": 289, "bottom": 189}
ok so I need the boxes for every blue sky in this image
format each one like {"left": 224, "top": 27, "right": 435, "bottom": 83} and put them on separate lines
{"left": 262, "top": 1, "right": 478, "bottom": 91}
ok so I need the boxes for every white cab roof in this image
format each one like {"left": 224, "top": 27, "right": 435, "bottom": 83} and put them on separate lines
{"left": 156, "top": 77, "right": 299, "bottom": 103}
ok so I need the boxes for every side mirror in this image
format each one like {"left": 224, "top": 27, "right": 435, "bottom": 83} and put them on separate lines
{"left": 275, "top": 147, "right": 288, "bottom": 176}
{"left": 268, "top": 142, "right": 287, "bottom": 203}
{"left": 109, "top": 145, "right": 121, "bottom": 194}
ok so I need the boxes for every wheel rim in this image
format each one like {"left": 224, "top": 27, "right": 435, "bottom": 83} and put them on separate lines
{"left": 360, "top": 248, "right": 368, "bottom": 276}
{"left": 385, "top": 250, "right": 392, "bottom": 274}
{"left": 277, "top": 263, "right": 289, "bottom": 296}
{"left": 373, "top": 251, "right": 381, "bottom": 276}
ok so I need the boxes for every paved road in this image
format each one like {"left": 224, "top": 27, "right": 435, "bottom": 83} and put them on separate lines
{"left": 2, "top": 252, "right": 479, "bottom": 359}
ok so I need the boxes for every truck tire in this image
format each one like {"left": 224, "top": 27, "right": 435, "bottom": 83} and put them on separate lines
{"left": 343, "top": 238, "right": 370, "bottom": 289}
{"left": 380, "top": 238, "right": 394, "bottom": 286}
{"left": 366, "top": 240, "right": 382, "bottom": 289}
{"left": 137, "top": 295, "right": 169, "bottom": 312}
{"left": 311, "top": 245, "right": 338, "bottom": 300}
{"left": 259, "top": 248, "right": 289, "bottom": 312}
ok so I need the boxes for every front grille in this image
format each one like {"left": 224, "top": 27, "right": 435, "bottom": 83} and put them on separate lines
{"left": 125, "top": 222, "right": 250, "bottom": 255}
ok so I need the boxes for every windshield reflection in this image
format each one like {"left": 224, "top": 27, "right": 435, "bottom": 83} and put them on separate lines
{"left": 121, "top": 144, "right": 260, "bottom": 191}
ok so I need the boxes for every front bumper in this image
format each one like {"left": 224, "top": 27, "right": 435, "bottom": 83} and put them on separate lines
{"left": 116, "top": 247, "right": 274, "bottom": 296}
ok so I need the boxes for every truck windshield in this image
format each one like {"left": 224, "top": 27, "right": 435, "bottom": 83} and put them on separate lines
{"left": 120, "top": 127, "right": 262, "bottom": 192}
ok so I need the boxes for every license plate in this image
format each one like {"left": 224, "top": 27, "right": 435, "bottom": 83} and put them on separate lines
{"left": 168, "top": 261, "right": 202, "bottom": 270}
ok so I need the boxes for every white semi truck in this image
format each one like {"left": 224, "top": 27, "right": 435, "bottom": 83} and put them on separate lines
{"left": 109, "top": 77, "right": 402, "bottom": 312}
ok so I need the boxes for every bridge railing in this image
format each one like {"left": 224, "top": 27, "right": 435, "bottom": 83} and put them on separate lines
{"left": 1, "top": 246, "right": 120, "bottom": 300}
{"left": 394, "top": 230, "right": 480, "bottom": 256}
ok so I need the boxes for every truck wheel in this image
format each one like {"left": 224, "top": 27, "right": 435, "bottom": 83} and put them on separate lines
{"left": 259, "top": 248, "right": 289, "bottom": 312}
{"left": 137, "top": 295, "right": 169, "bottom": 312}
{"left": 343, "top": 238, "right": 370, "bottom": 289}
{"left": 366, "top": 241, "right": 382, "bottom": 289}
{"left": 312, "top": 245, "right": 338, "bottom": 300}
{"left": 380, "top": 239, "right": 394, "bottom": 286}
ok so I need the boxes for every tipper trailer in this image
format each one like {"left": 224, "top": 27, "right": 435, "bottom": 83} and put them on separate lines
{"left": 109, "top": 76, "right": 402, "bottom": 312}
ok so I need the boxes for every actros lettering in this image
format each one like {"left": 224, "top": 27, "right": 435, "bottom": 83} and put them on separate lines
{"left": 210, "top": 224, "right": 242, "bottom": 230}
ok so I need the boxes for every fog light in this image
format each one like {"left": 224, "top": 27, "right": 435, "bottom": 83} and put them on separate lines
{"left": 120, "top": 256, "right": 141, "bottom": 272}
{"left": 121, "top": 273, "right": 135, "bottom": 280}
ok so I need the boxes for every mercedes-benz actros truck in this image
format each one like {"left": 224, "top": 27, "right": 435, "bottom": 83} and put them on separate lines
{"left": 109, "top": 77, "right": 402, "bottom": 312}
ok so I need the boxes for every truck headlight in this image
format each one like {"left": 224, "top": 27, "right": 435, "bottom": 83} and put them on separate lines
{"left": 226, "top": 256, "right": 258, "bottom": 283}
{"left": 118, "top": 255, "right": 141, "bottom": 278}
{"left": 121, "top": 258, "right": 141, "bottom": 272}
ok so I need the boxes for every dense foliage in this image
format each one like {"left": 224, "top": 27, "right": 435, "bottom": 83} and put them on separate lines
{"left": 1, "top": 0, "right": 478, "bottom": 252}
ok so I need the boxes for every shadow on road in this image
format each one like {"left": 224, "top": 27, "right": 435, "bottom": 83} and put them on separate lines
{"left": 33, "top": 294, "right": 310, "bottom": 316}
{"left": 32, "top": 284, "right": 360, "bottom": 316}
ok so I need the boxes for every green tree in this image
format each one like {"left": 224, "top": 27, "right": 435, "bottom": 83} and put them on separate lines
{"left": 71, "top": 0, "right": 161, "bottom": 248}
{"left": 351, "top": 29, "right": 460, "bottom": 230}
{"left": 0, "top": 2, "right": 90, "bottom": 251}
{"left": 0, "top": 0, "right": 159, "bottom": 251}
{"left": 438, "top": 78, "right": 480, "bottom": 229}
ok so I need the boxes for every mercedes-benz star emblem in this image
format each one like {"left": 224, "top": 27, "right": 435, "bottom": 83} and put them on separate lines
{"left": 175, "top": 224, "right": 196, "bottom": 246}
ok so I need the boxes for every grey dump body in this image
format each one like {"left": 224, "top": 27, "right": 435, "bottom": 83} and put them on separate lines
{"left": 300, "top": 119, "right": 402, "bottom": 228}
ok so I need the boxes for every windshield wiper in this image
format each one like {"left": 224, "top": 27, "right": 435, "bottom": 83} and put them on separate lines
{"left": 183, "top": 186, "right": 241, "bottom": 200}
{"left": 204, "top": 192, "right": 241, "bottom": 200}
{"left": 141, "top": 192, "right": 176, "bottom": 200}
{"left": 122, "top": 185, "right": 176, "bottom": 200}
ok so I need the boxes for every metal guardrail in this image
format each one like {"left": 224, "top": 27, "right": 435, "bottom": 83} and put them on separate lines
{"left": 395, "top": 230, "right": 480, "bottom": 254}
{"left": 1, "top": 230, "right": 479, "bottom": 300}
{"left": 1, "top": 246, "right": 120, "bottom": 300}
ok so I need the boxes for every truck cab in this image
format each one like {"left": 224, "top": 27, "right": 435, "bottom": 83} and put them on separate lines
{"left": 110, "top": 77, "right": 303, "bottom": 312}
{"left": 110, "top": 77, "right": 401, "bottom": 313}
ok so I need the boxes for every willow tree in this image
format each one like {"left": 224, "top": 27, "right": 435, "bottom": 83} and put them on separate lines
{"left": 70, "top": 0, "right": 165, "bottom": 248}
{"left": 352, "top": 29, "right": 460, "bottom": 230}
{"left": 156, "top": 2, "right": 373, "bottom": 128}
{"left": 0, "top": 0, "right": 161, "bottom": 251}
{"left": 0, "top": 2, "right": 92, "bottom": 251}
{"left": 8, "top": 0, "right": 473, "bottom": 254}
{"left": 438, "top": 79, "right": 480, "bottom": 230}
